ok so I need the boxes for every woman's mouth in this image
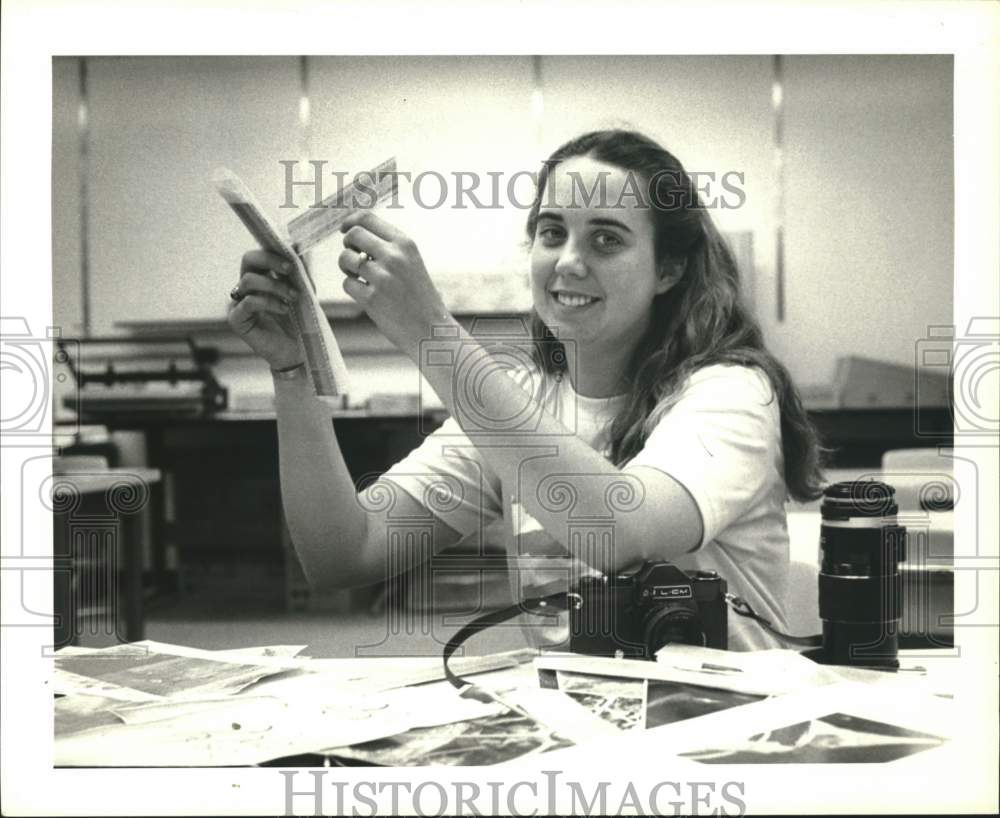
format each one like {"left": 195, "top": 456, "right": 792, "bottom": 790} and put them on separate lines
{"left": 551, "top": 290, "right": 601, "bottom": 308}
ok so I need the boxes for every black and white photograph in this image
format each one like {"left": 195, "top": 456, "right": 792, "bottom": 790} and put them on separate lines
{"left": 645, "top": 680, "right": 766, "bottom": 729}
{"left": 679, "top": 711, "right": 945, "bottom": 765}
{"left": 1, "top": 1, "right": 997, "bottom": 815}
{"left": 320, "top": 708, "right": 576, "bottom": 768}
{"left": 545, "top": 668, "right": 648, "bottom": 731}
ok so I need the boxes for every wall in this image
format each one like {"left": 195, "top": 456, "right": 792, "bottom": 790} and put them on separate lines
{"left": 85, "top": 57, "right": 302, "bottom": 336}
{"left": 52, "top": 58, "right": 83, "bottom": 336}
{"left": 51, "top": 55, "right": 953, "bottom": 399}
{"left": 775, "top": 55, "right": 954, "bottom": 384}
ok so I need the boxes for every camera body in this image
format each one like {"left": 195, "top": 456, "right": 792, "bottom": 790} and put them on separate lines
{"left": 568, "top": 561, "right": 728, "bottom": 659}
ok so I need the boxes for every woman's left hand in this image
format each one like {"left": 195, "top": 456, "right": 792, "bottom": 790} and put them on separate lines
{"left": 338, "top": 211, "right": 454, "bottom": 360}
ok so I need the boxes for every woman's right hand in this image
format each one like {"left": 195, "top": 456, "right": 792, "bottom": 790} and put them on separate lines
{"left": 227, "top": 249, "right": 304, "bottom": 370}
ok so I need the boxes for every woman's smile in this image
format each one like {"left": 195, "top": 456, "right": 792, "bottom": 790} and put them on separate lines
{"left": 550, "top": 288, "right": 603, "bottom": 309}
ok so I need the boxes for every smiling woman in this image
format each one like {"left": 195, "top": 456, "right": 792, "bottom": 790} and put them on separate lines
{"left": 529, "top": 155, "right": 678, "bottom": 398}
{"left": 228, "top": 128, "right": 825, "bottom": 652}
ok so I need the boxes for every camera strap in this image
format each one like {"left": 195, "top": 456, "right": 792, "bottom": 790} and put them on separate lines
{"left": 725, "top": 593, "right": 822, "bottom": 648}
{"left": 442, "top": 588, "right": 823, "bottom": 698}
{"left": 443, "top": 582, "right": 567, "bottom": 694}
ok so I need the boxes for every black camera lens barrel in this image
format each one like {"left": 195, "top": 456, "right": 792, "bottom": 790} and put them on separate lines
{"left": 818, "top": 572, "right": 903, "bottom": 622}
{"left": 819, "top": 525, "right": 906, "bottom": 574}
{"left": 820, "top": 479, "right": 899, "bottom": 519}
{"left": 816, "top": 480, "right": 906, "bottom": 668}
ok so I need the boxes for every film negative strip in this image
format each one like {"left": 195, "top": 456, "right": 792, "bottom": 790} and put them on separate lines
{"left": 287, "top": 157, "right": 398, "bottom": 253}
{"left": 212, "top": 169, "right": 346, "bottom": 400}
{"left": 214, "top": 157, "right": 397, "bottom": 402}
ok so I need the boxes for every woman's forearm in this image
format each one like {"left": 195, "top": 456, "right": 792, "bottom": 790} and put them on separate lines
{"left": 417, "top": 323, "right": 702, "bottom": 571}
{"left": 271, "top": 370, "right": 371, "bottom": 590}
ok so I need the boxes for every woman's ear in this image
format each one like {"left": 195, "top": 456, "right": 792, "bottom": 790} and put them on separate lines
{"left": 655, "top": 257, "right": 685, "bottom": 294}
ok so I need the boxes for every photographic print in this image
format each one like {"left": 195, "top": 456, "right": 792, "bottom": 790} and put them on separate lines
{"left": 680, "top": 711, "right": 945, "bottom": 764}
{"left": 645, "top": 681, "right": 767, "bottom": 729}
{"left": 542, "top": 669, "right": 647, "bottom": 731}
{"left": 1, "top": 1, "right": 997, "bottom": 816}
{"left": 323, "top": 709, "right": 574, "bottom": 767}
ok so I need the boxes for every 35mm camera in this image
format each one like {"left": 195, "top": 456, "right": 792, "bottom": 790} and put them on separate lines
{"left": 568, "top": 561, "right": 728, "bottom": 659}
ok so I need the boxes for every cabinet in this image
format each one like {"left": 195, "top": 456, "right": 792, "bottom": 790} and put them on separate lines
{"left": 52, "top": 468, "right": 160, "bottom": 648}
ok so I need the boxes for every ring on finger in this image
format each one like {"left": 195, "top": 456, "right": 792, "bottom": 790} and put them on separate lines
{"left": 229, "top": 285, "right": 245, "bottom": 303}
{"left": 357, "top": 250, "right": 373, "bottom": 270}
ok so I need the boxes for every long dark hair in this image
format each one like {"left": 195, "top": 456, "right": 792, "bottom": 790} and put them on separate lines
{"left": 525, "top": 129, "right": 825, "bottom": 502}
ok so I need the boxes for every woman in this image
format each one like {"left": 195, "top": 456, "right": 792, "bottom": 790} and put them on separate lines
{"left": 227, "top": 129, "right": 824, "bottom": 651}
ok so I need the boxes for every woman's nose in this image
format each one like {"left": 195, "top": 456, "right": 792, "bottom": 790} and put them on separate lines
{"left": 554, "top": 243, "right": 587, "bottom": 278}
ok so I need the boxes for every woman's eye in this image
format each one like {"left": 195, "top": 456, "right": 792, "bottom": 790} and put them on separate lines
{"left": 537, "top": 226, "right": 564, "bottom": 244}
{"left": 593, "top": 232, "right": 623, "bottom": 251}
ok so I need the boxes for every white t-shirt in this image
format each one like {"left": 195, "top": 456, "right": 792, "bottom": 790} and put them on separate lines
{"left": 381, "top": 362, "right": 790, "bottom": 651}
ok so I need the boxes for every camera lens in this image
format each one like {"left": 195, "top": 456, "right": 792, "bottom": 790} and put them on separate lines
{"left": 641, "top": 604, "right": 706, "bottom": 653}
{"left": 816, "top": 480, "right": 906, "bottom": 668}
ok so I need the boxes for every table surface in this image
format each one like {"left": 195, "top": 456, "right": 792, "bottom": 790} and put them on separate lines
{"left": 51, "top": 643, "right": 961, "bottom": 771}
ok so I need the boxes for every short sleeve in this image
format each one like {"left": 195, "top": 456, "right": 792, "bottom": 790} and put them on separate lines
{"left": 379, "top": 416, "right": 504, "bottom": 539}
{"left": 627, "top": 365, "right": 784, "bottom": 549}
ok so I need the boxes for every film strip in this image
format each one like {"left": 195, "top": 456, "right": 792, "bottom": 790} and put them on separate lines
{"left": 214, "top": 169, "right": 345, "bottom": 399}
{"left": 287, "top": 157, "right": 398, "bottom": 253}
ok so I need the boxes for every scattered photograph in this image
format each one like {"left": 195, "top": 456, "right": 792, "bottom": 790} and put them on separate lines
{"left": 680, "top": 712, "right": 946, "bottom": 764}
{"left": 55, "top": 644, "right": 284, "bottom": 699}
{"left": 325, "top": 709, "right": 574, "bottom": 767}
{"left": 645, "top": 680, "right": 766, "bottom": 729}
{"left": 542, "top": 669, "right": 646, "bottom": 731}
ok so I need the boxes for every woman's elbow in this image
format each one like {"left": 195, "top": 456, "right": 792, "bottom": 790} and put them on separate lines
{"left": 291, "top": 537, "right": 383, "bottom": 594}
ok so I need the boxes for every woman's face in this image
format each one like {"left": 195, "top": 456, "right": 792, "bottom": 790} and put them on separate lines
{"left": 530, "top": 155, "right": 676, "bottom": 353}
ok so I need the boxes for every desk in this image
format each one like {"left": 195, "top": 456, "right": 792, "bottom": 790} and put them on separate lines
{"left": 52, "top": 468, "right": 161, "bottom": 648}
{"left": 52, "top": 641, "right": 958, "bottom": 771}
{"left": 806, "top": 407, "right": 952, "bottom": 467}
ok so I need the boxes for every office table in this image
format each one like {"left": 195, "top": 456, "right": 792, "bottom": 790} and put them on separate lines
{"left": 52, "top": 638, "right": 959, "bottom": 769}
